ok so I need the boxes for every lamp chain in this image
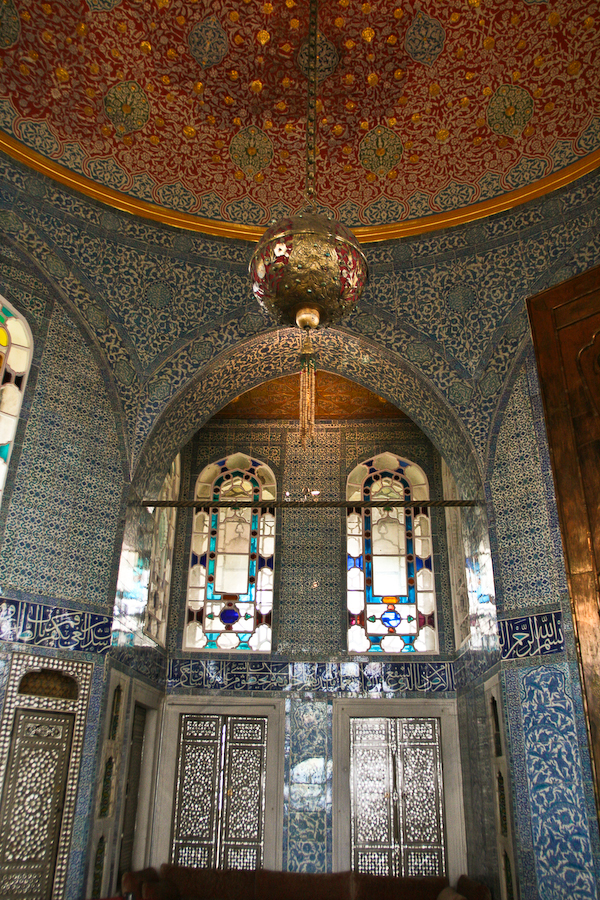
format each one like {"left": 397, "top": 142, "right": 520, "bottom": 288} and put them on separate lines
{"left": 305, "top": 0, "right": 319, "bottom": 207}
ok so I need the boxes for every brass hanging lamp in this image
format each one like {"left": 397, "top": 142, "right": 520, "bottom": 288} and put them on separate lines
{"left": 249, "top": 0, "right": 369, "bottom": 445}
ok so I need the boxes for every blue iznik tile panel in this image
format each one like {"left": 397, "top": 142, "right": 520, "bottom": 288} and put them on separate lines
{"left": 504, "top": 663, "right": 600, "bottom": 900}
{"left": 278, "top": 427, "right": 342, "bottom": 657}
{"left": 498, "top": 611, "right": 564, "bottom": 660}
{"left": 0, "top": 304, "right": 125, "bottom": 609}
{"left": 285, "top": 699, "right": 331, "bottom": 872}
{"left": 167, "top": 658, "right": 455, "bottom": 694}
{"left": 0, "top": 597, "right": 111, "bottom": 653}
{"left": 490, "top": 371, "right": 565, "bottom": 613}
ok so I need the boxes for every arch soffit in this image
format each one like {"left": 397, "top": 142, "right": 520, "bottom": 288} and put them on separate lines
{"left": 0, "top": 233, "right": 131, "bottom": 478}
{"left": 133, "top": 328, "right": 483, "bottom": 500}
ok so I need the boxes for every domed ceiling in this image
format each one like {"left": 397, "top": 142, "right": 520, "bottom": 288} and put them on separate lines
{"left": 0, "top": 0, "right": 598, "bottom": 238}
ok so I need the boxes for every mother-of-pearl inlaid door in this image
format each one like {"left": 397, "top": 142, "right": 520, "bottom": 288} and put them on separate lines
{"left": 350, "top": 717, "right": 446, "bottom": 878}
{"left": 0, "top": 709, "right": 74, "bottom": 900}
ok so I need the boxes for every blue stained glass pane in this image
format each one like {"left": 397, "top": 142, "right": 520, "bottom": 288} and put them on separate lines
{"left": 200, "top": 553, "right": 207, "bottom": 567}
{"left": 366, "top": 559, "right": 372, "bottom": 578}
{"left": 220, "top": 607, "right": 240, "bottom": 625}
{"left": 205, "top": 634, "right": 219, "bottom": 649}
{"left": 402, "top": 636, "right": 416, "bottom": 653}
{"left": 347, "top": 555, "right": 363, "bottom": 570}
{"left": 370, "top": 635, "right": 382, "bottom": 646}
{"left": 416, "top": 557, "right": 433, "bottom": 571}
{"left": 396, "top": 466, "right": 404, "bottom": 474}
{"left": 0, "top": 444, "right": 9, "bottom": 463}
{"left": 397, "top": 595, "right": 410, "bottom": 604}
{"left": 250, "top": 558, "right": 257, "bottom": 577}
{"left": 370, "top": 596, "right": 384, "bottom": 604}
{"left": 251, "top": 459, "right": 260, "bottom": 467}
{"left": 407, "top": 539, "right": 413, "bottom": 554}
{"left": 218, "top": 459, "right": 226, "bottom": 466}
{"left": 366, "top": 584, "right": 373, "bottom": 603}
{"left": 238, "top": 634, "right": 251, "bottom": 646}
{"left": 191, "top": 552, "right": 199, "bottom": 567}
{"left": 210, "top": 537, "right": 216, "bottom": 552}
{"left": 211, "top": 514, "right": 218, "bottom": 528}
{"left": 207, "top": 583, "right": 214, "bottom": 599}
{"left": 252, "top": 514, "right": 258, "bottom": 529}
{"left": 408, "top": 584, "right": 415, "bottom": 603}
{"left": 365, "top": 538, "right": 371, "bottom": 554}
{"left": 258, "top": 556, "right": 274, "bottom": 570}
{"left": 251, "top": 537, "right": 257, "bottom": 553}
{"left": 382, "top": 610, "right": 402, "bottom": 629}
{"left": 208, "top": 558, "right": 215, "bottom": 575}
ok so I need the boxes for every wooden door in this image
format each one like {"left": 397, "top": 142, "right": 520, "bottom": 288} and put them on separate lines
{"left": 528, "top": 265, "right": 600, "bottom": 808}
{"left": 0, "top": 709, "right": 74, "bottom": 899}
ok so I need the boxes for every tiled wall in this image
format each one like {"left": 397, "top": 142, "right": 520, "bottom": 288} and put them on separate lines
{"left": 488, "top": 360, "right": 600, "bottom": 898}
{"left": 0, "top": 303, "right": 125, "bottom": 611}
{"left": 0, "top": 151, "right": 598, "bottom": 898}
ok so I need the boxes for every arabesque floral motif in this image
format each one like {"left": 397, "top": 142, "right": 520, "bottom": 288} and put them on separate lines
{"left": 188, "top": 17, "right": 228, "bottom": 69}
{"left": 229, "top": 127, "right": 274, "bottom": 176}
{"left": 359, "top": 127, "right": 403, "bottom": 177}
{"left": 487, "top": 85, "right": 533, "bottom": 137}
{"left": 297, "top": 32, "right": 339, "bottom": 83}
{"left": 404, "top": 12, "right": 445, "bottom": 66}
{"left": 0, "top": 0, "right": 20, "bottom": 49}
{"left": 103, "top": 81, "right": 150, "bottom": 135}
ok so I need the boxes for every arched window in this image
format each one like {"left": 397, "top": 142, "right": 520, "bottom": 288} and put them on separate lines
{"left": 346, "top": 452, "right": 438, "bottom": 654}
{"left": 185, "top": 453, "right": 276, "bottom": 652}
{"left": 144, "top": 454, "right": 181, "bottom": 647}
{"left": 0, "top": 299, "right": 33, "bottom": 505}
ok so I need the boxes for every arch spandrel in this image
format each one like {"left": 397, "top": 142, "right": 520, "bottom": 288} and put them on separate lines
{"left": 132, "top": 328, "right": 483, "bottom": 502}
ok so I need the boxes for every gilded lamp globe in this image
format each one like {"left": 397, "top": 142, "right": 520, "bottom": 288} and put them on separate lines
{"left": 249, "top": 210, "right": 369, "bottom": 331}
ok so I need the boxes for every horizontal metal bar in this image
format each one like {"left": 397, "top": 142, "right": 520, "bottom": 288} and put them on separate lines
{"left": 136, "top": 498, "right": 479, "bottom": 510}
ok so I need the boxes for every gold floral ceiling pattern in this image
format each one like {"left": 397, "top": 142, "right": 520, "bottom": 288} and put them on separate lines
{"left": 0, "top": 0, "right": 598, "bottom": 235}
{"left": 214, "top": 371, "right": 407, "bottom": 419}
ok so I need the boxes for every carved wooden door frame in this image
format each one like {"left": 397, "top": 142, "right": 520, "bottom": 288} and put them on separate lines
{"left": 528, "top": 265, "right": 600, "bottom": 812}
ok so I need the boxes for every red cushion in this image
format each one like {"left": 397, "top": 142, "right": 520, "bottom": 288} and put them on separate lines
{"left": 456, "top": 876, "right": 492, "bottom": 900}
{"left": 354, "top": 873, "right": 449, "bottom": 900}
{"left": 160, "top": 864, "right": 256, "bottom": 900}
{"left": 122, "top": 869, "right": 160, "bottom": 899}
{"left": 255, "top": 870, "right": 351, "bottom": 900}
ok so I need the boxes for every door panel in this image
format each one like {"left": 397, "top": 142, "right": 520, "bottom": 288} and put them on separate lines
{"left": 0, "top": 710, "right": 74, "bottom": 900}
{"left": 172, "top": 714, "right": 268, "bottom": 870}
{"left": 350, "top": 716, "right": 446, "bottom": 878}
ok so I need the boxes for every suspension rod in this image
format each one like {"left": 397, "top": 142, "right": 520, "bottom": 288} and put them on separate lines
{"left": 135, "top": 498, "right": 479, "bottom": 510}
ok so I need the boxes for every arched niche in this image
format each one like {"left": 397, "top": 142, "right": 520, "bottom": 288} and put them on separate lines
{"left": 132, "top": 327, "right": 484, "bottom": 503}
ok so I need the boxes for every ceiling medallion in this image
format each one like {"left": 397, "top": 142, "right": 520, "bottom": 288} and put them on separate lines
{"left": 249, "top": 0, "right": 368, "bottom": 446}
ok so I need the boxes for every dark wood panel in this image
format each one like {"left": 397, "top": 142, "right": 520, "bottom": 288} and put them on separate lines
{"left": 528, "top": 264, "right": 600, "bottom": 817}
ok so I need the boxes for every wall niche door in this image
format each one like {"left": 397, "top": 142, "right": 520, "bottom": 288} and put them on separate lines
{"left": 0, "top": 709, "right": 74, "bottom": 900}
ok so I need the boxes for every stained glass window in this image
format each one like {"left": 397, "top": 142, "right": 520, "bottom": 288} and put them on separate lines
{"left": 346, "top": 453, "right": 438, "bottom": 654}
{"left": 144, "top": 455, "right": 181, "bottom": 647}
{"left": 184, "top": 453, "right": 276, "bottom": 652}
{"left": 0, "top": 300, "right": 32, "bottom": 506}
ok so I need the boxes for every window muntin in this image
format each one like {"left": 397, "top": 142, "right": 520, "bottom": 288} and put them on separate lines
{"left": 185, "top": 453, "right": 276, "bottom": 652}
{"left": 0, "top": 301, "right": 33, "bottom": 504}
{"left": 346, "top": 453, "right": 438, "bottom": 654}
{"left": 144, "top": 454, "right": 181, "bottom": 647}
